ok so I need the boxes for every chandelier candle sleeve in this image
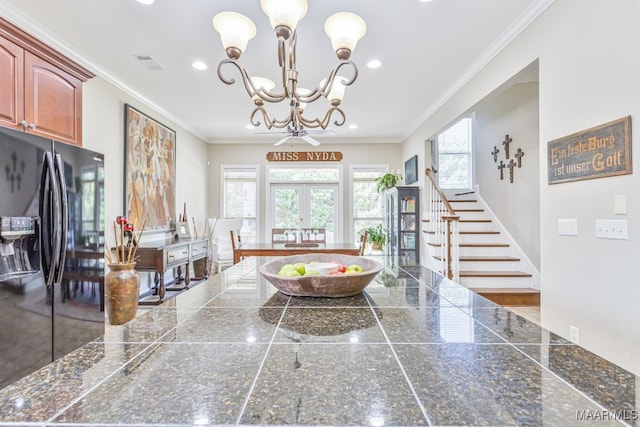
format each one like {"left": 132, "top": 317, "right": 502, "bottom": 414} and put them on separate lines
{"left": 212, "top": 0, "right": 366, "bottom": 131}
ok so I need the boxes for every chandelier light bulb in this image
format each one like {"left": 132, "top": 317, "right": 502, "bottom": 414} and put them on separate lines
{"left": 260, "top": 0, "right": 308, "bottom": 35}
{"left": 250, "top": 77, "right": 276, "bottom": 101}
{"left": 320, "top": 76, "right": 348, "bottom": 102}
{"left": 324, "top": 12, "right": 367, "bottom": 60}
{"left": 213, "top": 12, "right": 257, "bottom": 59}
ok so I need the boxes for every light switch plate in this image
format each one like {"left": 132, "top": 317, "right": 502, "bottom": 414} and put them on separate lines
{"left": 614, "top": 195, "right": 626, "bottom": 215}
{"left": 558, "top": 218, "right": 578, "bottom": 236}
{"left": 595, "top": 219, "right": 628, "bottom": 239}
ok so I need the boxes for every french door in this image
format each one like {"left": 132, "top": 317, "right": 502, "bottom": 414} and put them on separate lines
{"left": 270, "top": 184, "right": 338, "bottom": 243}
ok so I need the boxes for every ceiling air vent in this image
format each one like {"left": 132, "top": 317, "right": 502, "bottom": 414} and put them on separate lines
{"left": 135, "top": 54, "right": 164, "bottom": 71}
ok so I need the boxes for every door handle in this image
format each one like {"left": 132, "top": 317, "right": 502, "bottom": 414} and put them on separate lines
{"left": 39, "top": 152, "right": 59, "bottom": 287}
{"left": 53, "top": 154, "right": 67, "bottom": 284}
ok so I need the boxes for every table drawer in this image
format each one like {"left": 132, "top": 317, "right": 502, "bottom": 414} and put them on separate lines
{"left": 191, "top": 240, "right": 208, "bottom": 258}
{"left": 165, "top": 245, "right": 189, "bottom": 266}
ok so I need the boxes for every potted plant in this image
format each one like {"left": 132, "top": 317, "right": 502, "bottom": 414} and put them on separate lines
{"left": 375, "top": 172, "right": 402, "bottom": 193}
{"left": 365, "top": 224, "right": 386, "bottom": 250}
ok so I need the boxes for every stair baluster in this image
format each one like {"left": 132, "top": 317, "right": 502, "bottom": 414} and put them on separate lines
{"left": 426, "top": 168, "right": 460, "bottom": 281}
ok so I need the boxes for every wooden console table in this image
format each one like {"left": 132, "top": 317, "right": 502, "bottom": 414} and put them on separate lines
{"left": 135, "top": 238, "right": 209, "bottom": 305}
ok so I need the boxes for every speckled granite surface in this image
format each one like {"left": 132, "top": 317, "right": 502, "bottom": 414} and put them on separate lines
{"left": 0, "top": 256, "right": 637, "bottom": 426}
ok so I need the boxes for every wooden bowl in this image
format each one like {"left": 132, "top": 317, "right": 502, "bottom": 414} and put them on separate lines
{"left": 258, "top": 254, "right": 383, "bottom": 297}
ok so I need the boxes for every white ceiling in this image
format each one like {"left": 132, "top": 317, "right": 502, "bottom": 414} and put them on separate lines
{"left": 0, "top": 0, "right": 547, "bottom": 145}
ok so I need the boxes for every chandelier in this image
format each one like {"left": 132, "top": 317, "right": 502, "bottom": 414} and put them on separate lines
{"left": 212, "top": 0, "right": 366, "bottom": 131}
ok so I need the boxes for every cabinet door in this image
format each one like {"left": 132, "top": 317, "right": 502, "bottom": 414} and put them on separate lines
{"left": 24, "top": 51, "right": 82, "bottom": 146}
{"left": 0, "top": 35, "right": 24, "bottom": 129}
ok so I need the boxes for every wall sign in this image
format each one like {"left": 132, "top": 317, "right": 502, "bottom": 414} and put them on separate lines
{"left": 266, "top": 151, "right": 343, "bottom": 162}
{"left": 547, "top": 116, "right": 631, "bottom": 184}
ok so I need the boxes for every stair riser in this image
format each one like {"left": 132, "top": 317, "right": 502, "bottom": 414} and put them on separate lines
{"left": 455, "top": 211, "right": 487, "bottom": 221}
{"left": 457, "top": 222, "right": 495, "bottom": 232}
{"left": 458, "top": 233, "right": 503, "bottom": 244}
{"left": 458, "top": 246, "right": 511, "bottom": 257}
{"left": 458, "top": 260, "right": 521, "bottom": 271}
{"left": 425, "top": 232, "right": 501, "bottom": 244}
{"left": 459, "top": 276, "right": 532, "bottom": 288}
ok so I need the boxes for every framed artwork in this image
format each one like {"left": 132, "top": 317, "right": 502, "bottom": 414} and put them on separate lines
{"left": 405, "top": 155, "right": 418, "bottom": 185}
{"left": 124, "top": 104, "right": 176, "bottom": 232}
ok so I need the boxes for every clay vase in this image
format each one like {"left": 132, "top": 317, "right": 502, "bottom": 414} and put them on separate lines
{"left": 105, "top": 262, "right": 140, "bottom": 325}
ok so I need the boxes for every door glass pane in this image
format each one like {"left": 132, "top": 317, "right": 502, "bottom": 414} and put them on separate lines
{"left": 309, "top": 188, "right": 334, "bottom": 243}
{"left": 274, "top": 188, "right": 300, "bottom": 228}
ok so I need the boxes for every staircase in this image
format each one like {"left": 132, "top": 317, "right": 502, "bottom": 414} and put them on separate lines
{"left": 423, "top": 195, "right": 540, "bottom": 307}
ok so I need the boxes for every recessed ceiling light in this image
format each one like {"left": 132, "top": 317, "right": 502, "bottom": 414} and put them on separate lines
{"left": 192, "top": 61, "right": 208, "bottom": 71}
{"left": 419, "top": 0, "right": 433, "bottom": 2}
{"left": 348, "top": 124, "right": 358, "bottom": 129}
{"left": 136, "top": 0, "right": 155, "bottom": 4}
{"left": 367, "top": 59, "right": 381, "bottom": 69}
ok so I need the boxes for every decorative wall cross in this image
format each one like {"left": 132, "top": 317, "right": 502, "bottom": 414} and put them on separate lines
{"left": 497, "top": 160, "right": 506, "bottom": 180}
{"left": 491, "top": 146, "right": 500, "bottom": 162}
{"left": 502, "top": 134, "right": 512, "bottom": 159}
{"left": 507, "top": 159, "right": 516, "bottom": 183}
{"left": 4, "top": 151, "right": 25, "bottom": 193}
{"left": 515, "top": 148, "right": 525, "bottom": 167}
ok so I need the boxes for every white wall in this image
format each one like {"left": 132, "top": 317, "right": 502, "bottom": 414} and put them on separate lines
{"left": 207, "top": 142, "right": 401, "bottom": 242}
{"left": 82, "top": 76, "right": 209, "bottom": 240}
{"left": 401, "top": 0, "right": 640, "bottom": 375}
{"left": 475, "top": 82, "right": 540, "bottom": 269}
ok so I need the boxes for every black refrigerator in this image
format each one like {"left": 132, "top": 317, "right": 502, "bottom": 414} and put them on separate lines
{"left": 0, "top": 125, "right": 105, "bottom": 389}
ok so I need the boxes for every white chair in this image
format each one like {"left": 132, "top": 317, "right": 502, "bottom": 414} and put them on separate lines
{"left": 208, "top": 218, "right": 243, "bottom": 273}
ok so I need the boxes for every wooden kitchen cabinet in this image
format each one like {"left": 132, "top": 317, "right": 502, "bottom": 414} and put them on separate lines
{"left": 0, "top": 17, "right": 93, "bottom": 146}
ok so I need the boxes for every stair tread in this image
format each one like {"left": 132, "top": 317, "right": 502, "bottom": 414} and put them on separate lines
{"left": 435, "top": 255, "right": 520, "bottom": 261}
{"left": 423, "top": 219, "right": 492, "bottom": 223}
{"left": 424, "top": 230, "right": 500, "bottom": 234}
{"left": 460, "top": 270, "right": 533, "bottom": 277}
{"left": 428, "top": 242, "right": 510, "bottom": 247}
{"left": 471, "top": 287, "right": 539, "bottom": 294}
{"left": 449, "top": 199, "right": 477, "bottom": 203}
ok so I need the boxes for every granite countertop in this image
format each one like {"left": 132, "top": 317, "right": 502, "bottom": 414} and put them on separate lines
{"left": 0, "top": 256, "right": 637, "bottom": 426}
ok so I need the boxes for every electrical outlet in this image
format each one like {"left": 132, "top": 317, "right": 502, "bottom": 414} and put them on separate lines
{"left": 569, "top": 325, "right": 580, "bottom": 344}
{"left": 595, "top": 220, "right": 628, "bottom": 240}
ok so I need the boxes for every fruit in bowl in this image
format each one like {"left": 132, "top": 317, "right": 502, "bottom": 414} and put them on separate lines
{"left": 259, "top": 253, "right": 383, "bottom": 297}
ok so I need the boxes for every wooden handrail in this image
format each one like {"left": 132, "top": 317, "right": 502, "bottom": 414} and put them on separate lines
{"left": 425, "top": 168, "right": 456, "bottom": 215}
{"left": 425, "top": 168, "right": 460, "bottom": 281}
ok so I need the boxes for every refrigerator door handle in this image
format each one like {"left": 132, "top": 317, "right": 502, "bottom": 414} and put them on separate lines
{"left": 53, "top": 154, "right": 68, "bottom": 284}
{"left": 38, "top": 152, "right": 60, "bottom": 287}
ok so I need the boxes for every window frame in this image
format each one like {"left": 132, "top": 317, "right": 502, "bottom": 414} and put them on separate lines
{"left": 349, "top": 165, "right": 387, "bottom": 244}
{"left": 433, "top": 114, "right": 476, "bottom": 193}
{"left": 220, "top": 164, "right": 260, "bottom": 243}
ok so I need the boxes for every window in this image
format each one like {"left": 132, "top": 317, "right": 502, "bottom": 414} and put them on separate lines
{"left": 435, "top": 116, "right": 474, "bottom": 190}
{"left": 222, "top": 166, "right": 258, "bottom": 243}
{"left": 79, "top": 164, "right": 104, "bottom": 246}
{"left": 350, "top": 166, "right": 386, "bottom": 243}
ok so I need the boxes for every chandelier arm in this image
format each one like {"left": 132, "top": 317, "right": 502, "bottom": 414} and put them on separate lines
{"left": 298, "top": 106, "right": 346, "bottom": 130}
{"left": 317, "top": 60, "right": 359, "bottom": 98}
{"left": 218, "top": 59, "right": 287, "bottom": 103}
{"left": 250, "top": 106, "right": 270, "bottom": 129}
{"left": 251, "top": 106, "right": 297, "bottom": 130}
{"left": 269, "top": 110, "right": 297, "bottom": 129}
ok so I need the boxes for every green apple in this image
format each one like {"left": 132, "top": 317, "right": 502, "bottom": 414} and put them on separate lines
{"left": 277, "top": 268, "right": 301, "bottom": 277}
{"left": 346, "top": 264, "right": 364, "bottom": 272}
{"left": 292, "top": 262, "right": 306, "bottom": 275}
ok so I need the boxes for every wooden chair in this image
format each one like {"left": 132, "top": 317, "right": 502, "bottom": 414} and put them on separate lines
{"left": 272, "top": 228, "right": 327, "bottom": 244}
{"left": 358, "top": 229, "right": 368, "bottom": 256}
{"left": 271, "top": 228, "right": 289, "bottom": 244}
{"left": 210, "top": 218, "right": 243, "bottom": 273}
{"left": 301, "top": 228, "right": 326, "bottom": 243}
